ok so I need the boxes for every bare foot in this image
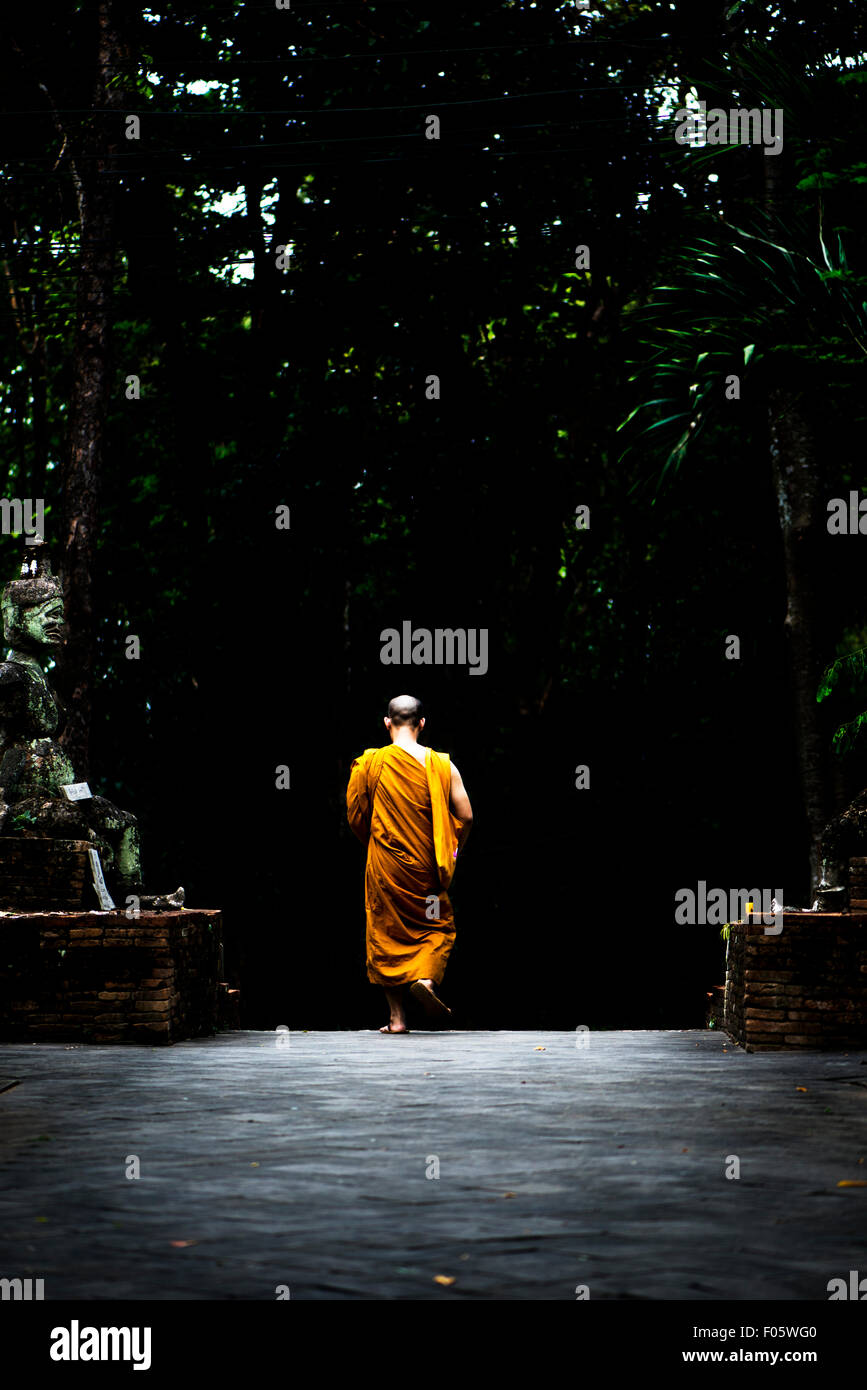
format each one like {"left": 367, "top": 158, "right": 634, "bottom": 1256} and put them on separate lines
{"left": 381, "top": 984, "right": 408, "bottom": 1033}
{"left": 409, "top": 979, "right": 452, "bottom": 1023}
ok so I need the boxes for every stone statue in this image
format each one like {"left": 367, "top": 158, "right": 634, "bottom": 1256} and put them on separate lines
{"left": 821, "top": 791, "right": 867, "bottom": 866}
{"left": 815, "top": 796, "right": 864, "bottom": 909}
{"left": 0, "top": 541, "right": 142, "bottom": 896}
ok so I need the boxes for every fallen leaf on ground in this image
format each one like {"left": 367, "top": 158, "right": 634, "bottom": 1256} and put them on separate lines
{"left": 170, "top": 1240, "right": 198, "bottom": 1247}
{"left": 534, "top": 1047, "right": 546, "bottom": 1051}
{"left": 503, "top": 1191, "right": 517, "bottom": 1198}
{"left": 433, "top": 1275, "right": 455, "bottom": 1286}
{"left": 796, "top": 1086, "right": 808, "bottom": 1092}
{"left": 837, "top": 1180, "right": 867, "bottom": 1188}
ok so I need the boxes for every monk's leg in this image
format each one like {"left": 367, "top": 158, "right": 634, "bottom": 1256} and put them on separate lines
{"left": 381, "top": 985, "right": 409, "bottom": 1033}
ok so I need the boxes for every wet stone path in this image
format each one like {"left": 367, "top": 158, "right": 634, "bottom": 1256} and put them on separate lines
{"left": 0, "top": 1030, "right": 865, "bottom": 1300}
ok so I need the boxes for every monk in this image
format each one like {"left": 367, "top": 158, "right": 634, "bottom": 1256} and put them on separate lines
{"left": 347, "top": 695, "right": 473, "bottom": 1033}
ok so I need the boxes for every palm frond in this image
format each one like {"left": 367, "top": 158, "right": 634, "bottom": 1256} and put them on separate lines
{"left": 619, "top": 208, "right": 867, "bottom": 485}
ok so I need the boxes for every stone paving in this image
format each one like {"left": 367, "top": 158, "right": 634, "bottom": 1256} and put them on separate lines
{"left": 0, "top": 1029, "right": 865, "bottom": 1300}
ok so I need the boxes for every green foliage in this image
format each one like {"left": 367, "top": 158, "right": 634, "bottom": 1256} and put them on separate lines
{"left": 618, "top": 217, "right": 867, "bottom": 489}
{"left": 816, "top": 649, "right": 867, "bottom": 757}
{"left": 829, "top": 711, "right": 867, "bottom": 758}
{"left": 619, "top": 42, "right": 867, "bottom": 492}
{"left": 817, "top": 648, "right": 867, "bottom": 703}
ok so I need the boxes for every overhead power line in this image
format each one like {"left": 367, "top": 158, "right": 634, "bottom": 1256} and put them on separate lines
{"left": 0, "top": 83, "right": 675, "bottom": 118}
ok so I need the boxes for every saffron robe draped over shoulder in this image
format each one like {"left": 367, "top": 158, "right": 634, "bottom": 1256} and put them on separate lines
{"left": 347, "top": 744, "right": 462, "bottom": 986}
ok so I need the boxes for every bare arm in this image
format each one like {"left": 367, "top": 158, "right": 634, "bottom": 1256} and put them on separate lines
{"left": 449, "top": 762, "right": 473, "bottom": 851}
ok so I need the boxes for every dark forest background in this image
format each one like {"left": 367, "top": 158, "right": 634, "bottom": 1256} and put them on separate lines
{"left": 2, "top": 0, "right": 867, "bottom": 1029}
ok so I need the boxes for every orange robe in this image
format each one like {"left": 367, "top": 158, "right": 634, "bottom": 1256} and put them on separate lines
{"left": 347, "top": 744, "right": 462, "bottom": 986}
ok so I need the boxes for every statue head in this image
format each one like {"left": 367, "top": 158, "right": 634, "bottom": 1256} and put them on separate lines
{"left": 2, "top": 543, "right": 66, "bottom": 656}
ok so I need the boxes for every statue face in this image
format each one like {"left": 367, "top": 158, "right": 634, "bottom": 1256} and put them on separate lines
{"left": 16, "top": 596, "right": 66, "bottom": 653}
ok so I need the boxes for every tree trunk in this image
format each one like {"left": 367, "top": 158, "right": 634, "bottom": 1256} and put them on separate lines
{"left": 768, "top": 387, "right": 828, "bottom": 899}
{"left": 57, "top": 1, "right": 128, "bottom": 779}
{"left": 761, "top": 113, "right": 828, "bottom": 900}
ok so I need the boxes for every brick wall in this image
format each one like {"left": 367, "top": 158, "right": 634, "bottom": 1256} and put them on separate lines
{"left": 0, "top": 909, "right": 226, "bottom": 1043}
{"left": 724, "top": 912, "right": 867, "bottom": 1051}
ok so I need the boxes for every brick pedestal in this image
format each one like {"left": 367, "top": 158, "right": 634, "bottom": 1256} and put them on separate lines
{"left": 850, "top": 856, "right": 867, "bottom": 910}
{"left": 0, "top": 909, "right": 225, "bottom": 1043}
{"left": 723, "top": 913, "right": 867, "bottom": 1051}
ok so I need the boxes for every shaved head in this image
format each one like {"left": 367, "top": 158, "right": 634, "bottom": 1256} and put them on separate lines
{"left": 387, "top": 694, "right": 424, "bottom": 728}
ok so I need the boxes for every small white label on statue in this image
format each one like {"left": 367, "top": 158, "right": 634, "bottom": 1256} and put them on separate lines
{"left": 61, "top": 782, "right": 92, "bottom": 801}
{"left": 87, "top": 848, "right": 116, "bottom": 910}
